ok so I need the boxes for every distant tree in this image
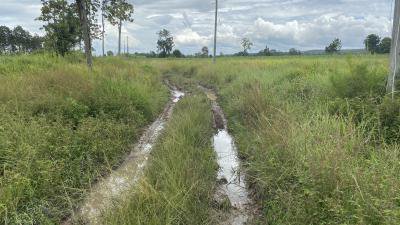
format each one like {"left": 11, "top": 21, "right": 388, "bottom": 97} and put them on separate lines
{"left": 28, "top": 35, "right": 44, "bottom": 52}
{"left": 107, "top": 50, "right": 114, "bottom": 56}
{"left": 12, "top": 26, "right": 31, "bottom": 52}
{"left": 105, "top": 0, "right": 134, "bottom": 55}
{"left": 289, "top": 48, "right": 301, "bottom": 55}
{"left": 157, "top": 29, "right": 174, "bottom": 58}
{"left": 0, "top": 25, "right": 43, "bottom": 54}
{"left": 38, "top": 0, "right": 81, "bottom": 56}
{"left": 172, "top": 49, "right": 184, "bottom": 58}
{"left": 0, "top": 26, "right": 12, "bottom": 53}
{"left": 364, "top": 34, "right": 381, "bottom": 54}
{"left": 258, "top": 45, "right": 271, "bottom": 56}
{"left": 241, "top": 38, "right": 253, "bottom": 55}
{"left": 148, "top": 50, "right": 157, "bottom": 58}
{"left": 201, "top": 46, "right": 209, "bottom": 57}
{"left": 325, "top": 38, "right": 342, "bottom": 54}
{"left": 378, "top": 37, "right": 391, "bottom": 54}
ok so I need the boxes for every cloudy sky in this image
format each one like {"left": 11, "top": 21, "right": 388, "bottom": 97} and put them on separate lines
{"left": 0, "top": 0, "right": 394, "bottom": 54}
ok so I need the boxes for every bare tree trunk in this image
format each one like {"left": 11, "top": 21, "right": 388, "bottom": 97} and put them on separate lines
{"left": 76, "top": 0, "right": 93, "bottom": 69}
{"left": 118, "top": 20, "right": 122, "bottom": 55}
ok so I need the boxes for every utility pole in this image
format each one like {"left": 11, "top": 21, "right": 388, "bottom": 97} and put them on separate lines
{"left": 123, "top": 37, "right": 126, "bottom": 54}
{"left": 127, "top": 36, "right": 129, "bottom": 54}
{"left": 213, "top": 0, "right": 218, "bottom": 63}
{"left": 388, "top": 0, "right": 400, "bottom": 97}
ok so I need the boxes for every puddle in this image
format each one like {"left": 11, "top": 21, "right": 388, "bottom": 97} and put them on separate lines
{"left": 201, "top": 86, "right": 252, "bottom": 225}
{"left": 66, "top": 86, "right": 184, "bottom": 225}
{"left": 214, "top": 130, "right": 249, "bottom": 209}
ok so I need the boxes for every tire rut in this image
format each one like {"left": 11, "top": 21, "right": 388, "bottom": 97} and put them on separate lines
{"left": 64, "top": 83, "right": 184, "bottom": 225}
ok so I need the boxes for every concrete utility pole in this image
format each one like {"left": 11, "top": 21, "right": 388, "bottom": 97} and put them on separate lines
{"left": 127, "top": 36, "right": 129, "bottom": 54}
{"left": 388, "top": 0, "right": 400, "bottom": 97}
{"left": 123, "top": 37, "right": 126, "bottom": 54}
{"left": 213, "top": 0, "right": 218, "bottom": 63}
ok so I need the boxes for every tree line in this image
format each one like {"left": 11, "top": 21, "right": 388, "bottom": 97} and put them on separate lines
{"left": 2, "top": 1, "right": 394, "bottom": 63}
{"left": 34, "top": 0, "right": 134, "bottom": 67}
{"left": 0, "top": 26, "right": 43, "bottom": 54}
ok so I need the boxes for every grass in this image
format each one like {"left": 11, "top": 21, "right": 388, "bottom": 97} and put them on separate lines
{"left": 102, "top": 95, "right": 218, "bottom": 225}
{"left": 0, "top": 54, "right": 169, "bottom": 224}
{"left": 2, "top": 54, "right": 400, "bottom": 224}
{"left": 163, "top": 55, "right": 400, "bottom": 224}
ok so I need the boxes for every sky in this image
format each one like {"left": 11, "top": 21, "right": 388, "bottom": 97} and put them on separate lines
{"left": 0, "top": 0, "right": 395, "bottom": 55}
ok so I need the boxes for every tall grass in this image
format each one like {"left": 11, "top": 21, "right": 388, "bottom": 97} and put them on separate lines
{"left": 165, "top": 55, "right": 400, "bottom": 224}
{"left": 0, "top": 54, "right": 168, "bottom": 224}
{"left": 103, "top": 95, "right": 218, "bottom": 225}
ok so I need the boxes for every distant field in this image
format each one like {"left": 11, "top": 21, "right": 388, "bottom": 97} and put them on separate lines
{"left": 1, "top": 54, "right": 399, "bottom": 224}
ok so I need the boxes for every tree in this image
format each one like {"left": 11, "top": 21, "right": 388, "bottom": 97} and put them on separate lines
{"left": 107, "top": 50, "right": 113, "bottom": 56}
{"left": 289, "top": 48, "right": 301, "bottom": 55}
{"left": 258, "top": 45, "right": 271, "bottom": 56}
{"left": 0, "top": 25, "right": 44, "bottom": 54}
{"left": 38, "top": 0, "right": 81, "bottom": 56}
{"left": 325, "top": 38, "right": 342, "bottom": 54}
{"left": 172, "top": 49, "right": 184, "bottom": 58}
{"left": 0, "top": 26, "right": 12, "bottom": 53}
{"left": 379, "top": 37, "right": 391, "bottom": 54}
{"left": 241, "top": 38, "right": 253, "bottom": 55}
{"left": 201, "top": 46, "right": 209, "bottom": 57}
{"left": 105, "top": 0, "right": 134, "bottom": 55}
{"left": 12, "top": 26, "right": 31, "bottom": 52}
{"left": 157, "top": 29, "right": 174, "bottom": 58}
{"left": 76, "top": 0, "right": 93, "bottom": 68}
{"left": 364, "top": 34, "right": 381, "bottom": 54}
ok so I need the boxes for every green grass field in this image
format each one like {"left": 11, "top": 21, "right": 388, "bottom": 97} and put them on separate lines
{"left": 165, "top": 55, "right": 400, "bottom": 224}
{"left": 1, "top": 54, "right": 399, "bottom": 224}
{"left": 0, "top": 54, "right": 169, "bottom": 224}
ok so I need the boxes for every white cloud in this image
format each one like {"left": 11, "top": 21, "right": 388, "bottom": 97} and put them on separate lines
{"left": 175, "top": 29, "right": 211, "bottom": 47}
{"left": 0, "top": 0, "right": 394, "bottom": 54}
{"left": 249, "top": 14, "right": 391, "bottom": 49}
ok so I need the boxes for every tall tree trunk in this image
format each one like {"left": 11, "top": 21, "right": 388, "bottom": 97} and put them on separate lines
{"left": 76, "top": 0, "right": 93, "bottom": 69}
{"left": 101, "top": 5, "right": 105, "bottom": 56}
{"left": 118, "top": 20, "right": 122, "bottom": 55}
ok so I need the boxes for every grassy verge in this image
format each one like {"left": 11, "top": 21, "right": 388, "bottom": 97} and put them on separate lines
{"left": 102, "top": 95, "right": 218, "bottom": 225}
{"left": 165, "top": 55, "right": 400, "bottom": 224}
{"left": 0, "top": 54, "right": 169, "bottom": 224}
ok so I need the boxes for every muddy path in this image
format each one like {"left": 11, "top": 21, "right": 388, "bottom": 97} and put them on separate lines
{"left": 200, "top": 86, "right": 254, "bottom": 225}
{"left": 65, "top": 83, "right": 184, "bottom": 225}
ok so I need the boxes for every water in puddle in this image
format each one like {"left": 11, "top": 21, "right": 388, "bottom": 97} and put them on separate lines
{"left": 205, "top": 86, "right": 251, "bottom": 225}
{"left": 213, "top": 130, "right": 249, "bottom": 209}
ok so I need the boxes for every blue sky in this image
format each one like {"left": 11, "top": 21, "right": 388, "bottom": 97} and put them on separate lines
{"left": 0, "top": 0, "right": 394, "bottom": 54}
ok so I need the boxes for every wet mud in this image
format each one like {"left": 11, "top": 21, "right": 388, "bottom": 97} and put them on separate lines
{"left": 200, "top": 86, "right": 253, "bottom": 225}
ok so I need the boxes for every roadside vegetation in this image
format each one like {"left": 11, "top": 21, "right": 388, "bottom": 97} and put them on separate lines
{"left": 102, "top": 95, "right": 218, "bottom": 225}
{"left": 0, "top": 54, "right": 168, "bottom": 224}
{"left": 164, "top": 55, "right": 400, "bottom": 224}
